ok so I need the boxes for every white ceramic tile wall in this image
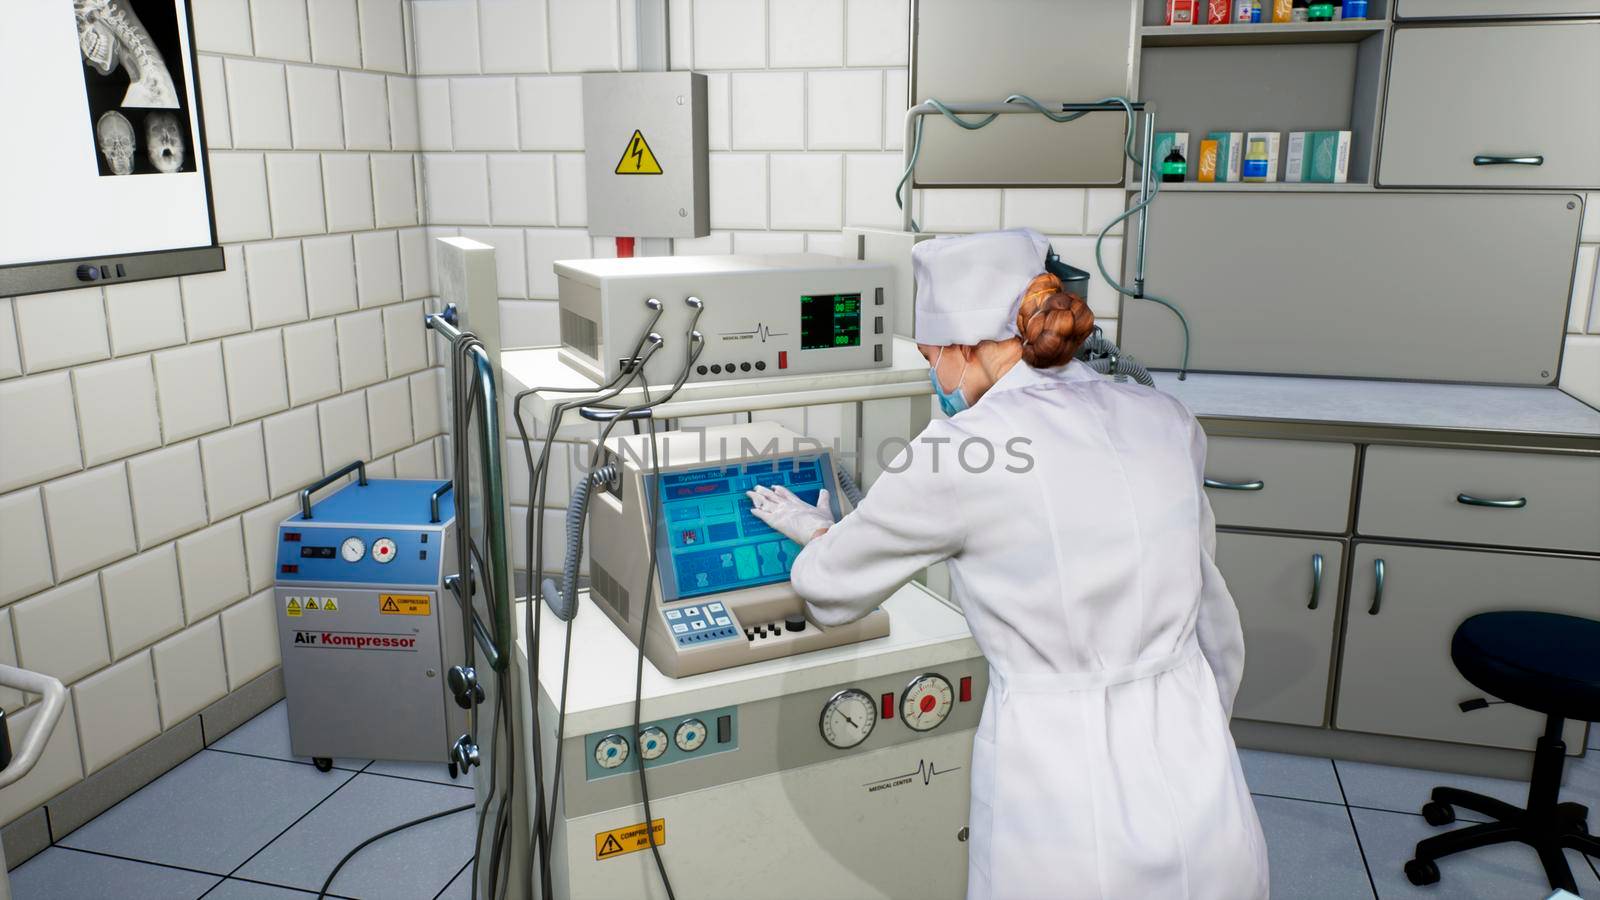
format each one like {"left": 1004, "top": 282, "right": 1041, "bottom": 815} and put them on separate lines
{"left": 0, "top": 0, "right": 443, "bottom": 823}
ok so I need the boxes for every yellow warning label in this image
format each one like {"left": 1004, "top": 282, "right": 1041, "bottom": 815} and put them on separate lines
{"left": 595, "top": 819, "right": 665, "bottom": 860}
{"left": 613, "top": 130, "right": 663, "bottom": 175}
{"left": 379, "top": 593, "right": 430, "bottom": 616}
{"left": 322, "top": 597, "right": 339, "bottom": 613}
{"left": 285, "top": 597, "right": 302, "bottom": 618}
{"left": 304, "top": 598, "right": 320, "bottom": 611}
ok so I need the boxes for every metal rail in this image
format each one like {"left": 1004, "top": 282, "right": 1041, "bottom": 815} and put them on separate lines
{"left": 425, "top": 311, "right": 512, "bottom": 672}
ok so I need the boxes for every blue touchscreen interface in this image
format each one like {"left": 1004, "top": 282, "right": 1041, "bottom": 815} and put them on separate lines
{"left": 651, "top": 453, "right": 837, "bottom": 601}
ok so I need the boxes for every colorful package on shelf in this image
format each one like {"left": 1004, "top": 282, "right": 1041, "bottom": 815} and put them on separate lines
{"left": 1343, "top": 0, "right": 1368, "bottom": 18}
{"left": 1242, "top": 131, "right": 1281, "bottom": 182}
{"left": 1166, "top": 0, "right": 1198, "bottom": 24}
{"left": 1271, "top": 0, "right": 1293, "bottom": 22}
{"left": 1285, "top": 132, "right": 1308, "bottom": 183}
{"left": 1154, "top": 132, "right": 1191, "bottom": 181}
{"left": 1198, "top": 140, "right": 1219, "bottom": 182}
{"left": 1207, "top": 0, "right": 1232, "bottom": 24}
{"left": 1305, "top": 130, "right": 1352, "bottom": 183}
{"left": 1206, "top": 131, "right": 1244, "bottom": 182}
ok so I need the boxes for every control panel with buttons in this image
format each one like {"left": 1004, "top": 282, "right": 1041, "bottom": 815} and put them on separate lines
{"left": 664, "top": 601, "right": 740, "bottom": 647}
{"left": 583, "top": 705, "right": 739, "bottom": 780}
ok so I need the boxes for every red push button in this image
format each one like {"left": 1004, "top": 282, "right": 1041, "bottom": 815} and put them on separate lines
{"left": 778, "top": 351, "right": 788, "bottom": 369}
{"left": 881, "top": 692, "right": 894, "bottom": 720}
{"left": 959, "top": 675, "right": 972, "bottom": 702}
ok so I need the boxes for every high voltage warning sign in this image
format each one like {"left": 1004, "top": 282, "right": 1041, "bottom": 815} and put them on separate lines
{"left": 614, "top": 130, "right": 663, "bottom": 175}
{"left": 594, "top": 819, "right": 665, "bottom": 860}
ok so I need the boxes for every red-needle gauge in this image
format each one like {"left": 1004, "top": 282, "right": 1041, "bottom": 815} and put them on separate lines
{"left": 373, "top": 538, "right": 397, "bottom": 563}
{"left": 900, "top": 674, "right": 954, "bottom": 732}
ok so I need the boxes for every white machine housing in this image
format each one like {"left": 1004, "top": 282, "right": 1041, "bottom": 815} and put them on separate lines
{"left": 555, "top": 254, "right": 896, "bottom": 388}
{"left": 585, "top": 421, "right": 890, "bottom": 678}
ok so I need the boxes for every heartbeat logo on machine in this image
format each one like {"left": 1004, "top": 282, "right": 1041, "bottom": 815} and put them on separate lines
{"left": 863, "top": 759, "right": 962, "bottom": 793}
{"left": 720, "top": 323, "right": 790, "bottom": 343}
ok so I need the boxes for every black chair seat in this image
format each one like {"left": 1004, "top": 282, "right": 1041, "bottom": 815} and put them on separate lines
{"left": 1452, "top": 611, "right": 1600, "bottom": 723}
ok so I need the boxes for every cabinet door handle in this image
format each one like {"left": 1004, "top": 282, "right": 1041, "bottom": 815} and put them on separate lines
{"left": 1308, "top": 553, "right": 1323, "bottom": 611}
{"left": 1456, "top": 493, "right": 1527, "bottom": 509}
{"left": 1204, "top": 478, "right": 1264, "bottom": 491}
{"left": 1367, "top": 558, "right": 1385, "bottom": 616}
{"left": 1473, "top": 155, "right": 1544, "bottom": 167}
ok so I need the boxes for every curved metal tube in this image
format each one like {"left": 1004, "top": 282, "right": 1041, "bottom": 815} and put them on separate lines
{"left": 0, "top": 665, "right": 67, "bottom": 789}
{"left": 429, "top": 481, "right": 453, "bottom": 524}
{"left": 299, "top": 459, "right": 368, "bottom": 520}
{"left": 1456, "top": 493, "right": 1526, "bottom": 509}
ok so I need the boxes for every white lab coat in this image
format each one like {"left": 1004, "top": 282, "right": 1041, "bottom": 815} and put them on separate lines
{"left": 790, "top": 360, "right": 1270, "bottom": 900}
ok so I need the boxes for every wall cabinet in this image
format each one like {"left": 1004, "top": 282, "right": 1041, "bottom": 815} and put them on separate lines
{"left": 1379, "top": 22, "right": 1600, "bottom": 189}
{"left": 1215, "top": 533, "right": 1344, "bottom": 728}
{"left": 1204, "top": 438, "right": 1356, "bottom": 534}
{"left": 1396, "top": 0, "right": 1600, "bottom": 19}
{"left": 1335, "top": 543, "right": 1595, "bottom": 750}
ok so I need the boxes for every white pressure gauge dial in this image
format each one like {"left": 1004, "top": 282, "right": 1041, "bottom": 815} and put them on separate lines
{"left": 638, "top": 726, "right": 669, "bottom": 760}
{"left": 340, "top": 537, "right": 366, "bottom": 562}
{"left": 819, "top": 688, "right": 877, "bottom": 750}
{"left": 900, "top": 674, "right": 955, "bottom": 732}
{"left": 372, "top": 537, "right": 397, "bottom": 564}
{"left": 674, "top": 719, "right": 707, "bottom": 752}
{"left": 595, "top": 734, "right": 630, "bottom": 769}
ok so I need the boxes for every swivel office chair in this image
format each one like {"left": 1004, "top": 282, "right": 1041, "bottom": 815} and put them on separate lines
{"left": 1405, "top": 611, "right": 1600, "bottom": 893}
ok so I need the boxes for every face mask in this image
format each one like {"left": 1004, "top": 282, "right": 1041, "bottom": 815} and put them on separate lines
{"left": 928, "top": 347, "right": 970, "bottom": 417}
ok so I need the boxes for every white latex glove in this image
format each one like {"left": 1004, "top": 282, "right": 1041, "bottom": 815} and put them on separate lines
{"left": 746, "top": 485, "right": 834, "bottom": 546}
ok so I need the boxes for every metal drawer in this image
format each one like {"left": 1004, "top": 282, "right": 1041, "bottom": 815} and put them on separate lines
{"left": 1358, "top": 445, "right": 1600, "bottom": 552}
{"left": 1202, "top": 437, "right": 1356, "bottom": 534}
{"left": 1379, "top": 23, "right": 1600, "bottom": 189}
{"left": 1397, "top": 0, "right": 1600, "bottom": 19}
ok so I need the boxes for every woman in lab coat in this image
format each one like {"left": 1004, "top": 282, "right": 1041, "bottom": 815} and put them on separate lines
{"left": 748, "top": 229, "right": 1270, "bottom": 900}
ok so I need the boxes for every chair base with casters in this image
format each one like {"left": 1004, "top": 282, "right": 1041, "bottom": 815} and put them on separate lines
{"left": 1405, "top": 611, "right": 1600, "bottom": 893}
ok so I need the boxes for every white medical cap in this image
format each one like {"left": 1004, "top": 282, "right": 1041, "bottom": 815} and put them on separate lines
{"left": 912, "top": 228, "right": 1051, "bottom": 346}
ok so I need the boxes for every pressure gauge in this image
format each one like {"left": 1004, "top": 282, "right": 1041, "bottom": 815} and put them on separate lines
{"left": 372, "top": 537, "right": 397, "bottom": 563}
{"left": 594, "top": 734, "right": 630, "bottom": 769}
{"left": 638, "top": 726, "right": 669, "bottom": 760}
{"left": 819, "top": 688, "right": 877, "bottom": 750}
{"left": 340, "top": 537, "right": 365, "bottom": 562}
{"left": 674, "top": 719, "right": 707, "bottom": 752}
{"left": 900, "top": 674, "right": 955, "bottom": 732}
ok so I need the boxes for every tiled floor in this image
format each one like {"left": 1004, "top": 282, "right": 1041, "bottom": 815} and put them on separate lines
{"left": 8, "top": 704, "right": 1599, "bottom": 898}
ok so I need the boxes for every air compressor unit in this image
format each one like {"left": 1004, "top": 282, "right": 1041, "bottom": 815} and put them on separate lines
{"left": 273, "top": 464, "right": 469, "bottom": 769}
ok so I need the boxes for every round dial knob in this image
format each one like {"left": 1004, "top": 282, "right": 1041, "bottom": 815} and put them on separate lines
{"left": 594, "top": 734, "right": 630, "bottom": 769}
{"left": 674, "top": 719, "right": 707, "bottom": 752}
{"left": 638, "top": 726, "right": 668, "bottom": 760}
{"left": 900, "top": 674, "right": 955, "bottom": 732}
{"left": 372, "top": 537, "right": 397, "bottom": 563}
{"left": 819, "top": 688, "right": 876, "bottom": 750}
{"left": 340, "top": 537, "right": 365, "bottom": 562}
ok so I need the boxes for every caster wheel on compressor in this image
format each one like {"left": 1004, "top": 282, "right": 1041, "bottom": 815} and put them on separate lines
{"left": 1422, "top": 801, "right": 1456, "bottom": 827}
{"left": 1405, "top": 858, "right": 1440, "bottom": 886}
{"left": 313, "top": 757, "right": 334, "bottom": 772}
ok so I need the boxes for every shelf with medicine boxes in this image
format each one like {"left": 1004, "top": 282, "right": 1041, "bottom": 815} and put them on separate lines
{"left": 1144, "top": 0, "right": 1390, "bottom": 29}
{"left": 1141, "top": 20, "right": 1388, "bottom": 46}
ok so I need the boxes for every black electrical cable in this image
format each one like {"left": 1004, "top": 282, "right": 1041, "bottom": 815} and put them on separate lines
{"left": 316, "top": 803, "right": 475, "bottom": 899}
{"left": 633, "top": 412, "right": 676, "bottom": 898}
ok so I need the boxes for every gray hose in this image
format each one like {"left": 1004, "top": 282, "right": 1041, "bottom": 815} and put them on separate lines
{"left": 541, "top": 464, "right": 616, "bottom": 622}
{"left": 1076, "top": 329, "right": 1155, "bottom": 387}
{"left": 834, "top": 465, "right": 864, "bottom": 507}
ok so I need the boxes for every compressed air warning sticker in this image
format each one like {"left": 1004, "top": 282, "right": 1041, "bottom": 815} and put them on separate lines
{"left": 595, "top": 819, "right": 665, "bottom": 860}
{"left": 614, "top": 130, "right": 663, "bottom": 175}
{"left": 285, "top": 597, "right": 302, "bottom": 617}
{"left": 379, "top": 594, "right": 430, "bottom": 616}
{"left": 304, "top": 598, "right": 320, "bottom": 611}
{"left": 322, "top": 597, "right": 339, "bottom": 613}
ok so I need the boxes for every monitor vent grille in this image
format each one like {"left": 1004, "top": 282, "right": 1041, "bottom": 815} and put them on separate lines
{"left": 590, "top": 559, "right": 629, "bottom": 620}
{"left": 560, "top": 308, "right": 600, "bottom": 360}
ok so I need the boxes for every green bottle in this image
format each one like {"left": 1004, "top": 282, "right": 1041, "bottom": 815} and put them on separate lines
{"left": 1161, "top": 147, "right": 1187, "bottom": 183}
{"left": 1308, "top": 0, "right": 1334, "bottom": 19}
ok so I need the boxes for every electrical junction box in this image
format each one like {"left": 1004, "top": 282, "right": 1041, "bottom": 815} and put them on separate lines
{"left": 581, "top": 71, "right": 709, "bottom": 238}
{"left": 554, "top": 254, "right": 895, "bottom": 388}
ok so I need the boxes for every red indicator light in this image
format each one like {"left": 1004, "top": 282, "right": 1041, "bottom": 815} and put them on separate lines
{"left": 959, "top": 676, "right": 972, "bottom": 702}
{"left": 778, "top": 351, "right": 788, "bottom": 369}
{"left": 881, "top": 693, "right": 894, "bottom": 719}
{"left": 281, "top": 564, "right": 299, "bottom": 574}
{"left": 283, "top": 532, "right": 301, "bottom": 542}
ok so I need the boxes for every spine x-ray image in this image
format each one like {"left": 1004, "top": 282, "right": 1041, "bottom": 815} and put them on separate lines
{"left": 76, "top": 0, "right": 195, "bottom": 177}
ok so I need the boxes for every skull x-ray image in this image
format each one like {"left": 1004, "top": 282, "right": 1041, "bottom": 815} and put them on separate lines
{"left": 145, "top": 111, "right": 185, "bottom": 173}
{"left": 77, "top": 0, "right": 196, "bottom": 176}
{"left": 96, "top": 110, "right": 136, "bottom": 176}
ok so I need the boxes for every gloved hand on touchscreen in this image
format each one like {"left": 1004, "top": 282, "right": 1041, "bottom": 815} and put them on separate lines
{"left": 746, "top": 485, "right": 834, "bottom": 546}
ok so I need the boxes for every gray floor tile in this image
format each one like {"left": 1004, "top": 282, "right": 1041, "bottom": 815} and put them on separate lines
{"left": 9, "top": 847, "right": 220, "bottom": 900}
{"left": 1587, "top": 722, "right": 1597, "bottom": 751}
{"left": 363, "top": 758, "right": 474, "bottom": 789}
{"left": 1351, "top": 806, "right": 1600, "bottom": 899}
{"left": 1254, "top": 794, "right": 1376, "bottom": 900}
{"left": 59, "top": 750, "right": 355, "bottom": 875}
{"left": 235, "top": 773, "right": 476, "bottom": 900}
{"left": 201, "top": 878, "right": 339, "bottom": 898}
{"left": 1337, "top": 756, "right": 1600, "bottom": 826}
{"left": 209, "top": 701, "right": 370, "bottom": 771}
{"left": 1239, "top": 749, "right": 1346, "bottom": 805}
{"left": 434, "top": 863, "right": 472, "bottom": 900}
